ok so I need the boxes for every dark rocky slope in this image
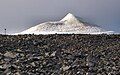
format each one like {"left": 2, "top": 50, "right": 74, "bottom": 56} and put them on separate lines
{"left": 0, "top": 34, "right": 120, "bottom": 75}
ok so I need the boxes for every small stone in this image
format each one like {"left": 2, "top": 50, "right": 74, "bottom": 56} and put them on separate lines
{"left": 97, "top": 73, "right": 101, "bottom": 75}
{"left": 45, "top": 53, "right": 49, "bottom": 56}
{"left": 17, "top": 49, "right": 22, "bottom": 52}
{"left": 77, "top": 71, "right": 80, "bottom": 74}
{"left": 0, "top": 64, "right": 8, "bottom": 69}
{"left": 86, "top": 73, "right": 89, "bottom": 75}
{"left": 86, "top": 62, "right": 94, "bottom": 67}
{"left": 20, "top": 53, "right": 24, "bottom": 57}
{"left": 14, "top": 72, "right": 20, "bottom": 75}
{"left": 51, "top": 51, "right": 56, "bottom": 57}
{"left": 0, "top": 61, "right": 4, "bottom": 65}
{"left": 4, "top": 51, "right": 16, "bottom": 58}
{"left": 62, "top": 66, "right": 71, "bottom": 71}
{"left": 30, "top": 62, "right": 36, "bottom": 67}
{"left": 16, "top": 60, "right": 19, "bottom": 63}
{"left": 0, "top": 53, "right": 2, "bottom": 55}
{"left": 9, "top": 65, "right": 17, "bottom": 70}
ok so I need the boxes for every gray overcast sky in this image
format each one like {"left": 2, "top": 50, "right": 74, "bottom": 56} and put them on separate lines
{"left": 0, "top": 0, "right": 120, "bottom": 34}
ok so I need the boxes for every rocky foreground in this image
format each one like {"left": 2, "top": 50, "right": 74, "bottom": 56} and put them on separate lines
{"left": 0, "top": 34, "right": 120, "bottom": 75}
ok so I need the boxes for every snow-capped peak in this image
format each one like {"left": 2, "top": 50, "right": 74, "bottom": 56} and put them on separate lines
{"left": 61, "top": 13, "right": 76, "bottom": 21}
{"left": 60, "top": 13, "right": 80, "bottom": 24}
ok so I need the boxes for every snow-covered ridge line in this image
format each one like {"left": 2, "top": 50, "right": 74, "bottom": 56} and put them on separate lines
{"left": 15, "top": 13, "right": 114, "bottom": 35}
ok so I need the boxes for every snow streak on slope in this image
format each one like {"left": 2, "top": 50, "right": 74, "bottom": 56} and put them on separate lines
{"left": 16, "top": 13, "right": 114, "bottom": 35}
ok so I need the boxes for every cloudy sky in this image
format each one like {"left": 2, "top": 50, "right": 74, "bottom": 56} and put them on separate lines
{"left": 0, "top": 0, "right": 120, "bottom": 34}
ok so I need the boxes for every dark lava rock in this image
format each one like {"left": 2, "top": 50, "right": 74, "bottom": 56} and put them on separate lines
{"left": 0, "top": 34, "right": 119, "bottom": 75}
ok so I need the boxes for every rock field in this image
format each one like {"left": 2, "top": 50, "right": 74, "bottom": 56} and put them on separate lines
{"left": 0, "top": 34, "right": 120, "bottom": 75}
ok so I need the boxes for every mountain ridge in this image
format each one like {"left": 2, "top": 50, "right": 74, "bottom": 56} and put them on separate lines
{"left": 15, "top": 13, "right": 114, "bottom": 35}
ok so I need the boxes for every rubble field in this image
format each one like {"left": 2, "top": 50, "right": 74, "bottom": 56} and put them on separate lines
{"left": 0, "top": 34, "right": 120, "bottom": 75}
